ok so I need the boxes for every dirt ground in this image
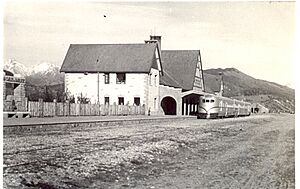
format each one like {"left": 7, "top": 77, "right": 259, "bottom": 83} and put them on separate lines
{"left": 3, "top": 113, "right": 295, "bottom": 189}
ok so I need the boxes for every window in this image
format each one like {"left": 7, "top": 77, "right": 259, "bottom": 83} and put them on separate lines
{"left": 118, "top": 97, "right": 124, "bottom": 105}
{"left": 154, "top": 98, "right": 157, "bottom": 109}
{"left": 116, "top": 73, "right": 126, "bottom": 84}
{"left": 104, "top": 97, "right": 109, "bottom": 105}
{"left": 134, "top": 97, "right": 140, "bottom": 106}
{"left": 104, "top": 73, "right": 110, "bottom": 84}
{"left": 211, "top": 99, "right": 215, "bottom": 103}
{"left": 206, "top": 99, "right": 210, "bottom": 103}
{"left": 154, "top": 75, "right": 157, "bottom": 86}
{"left": 202, "top": 99, "right": 205, "bottom": 103}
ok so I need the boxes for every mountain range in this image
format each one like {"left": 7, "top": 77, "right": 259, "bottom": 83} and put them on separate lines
{"left": 4, "top": 59, "right": 64, "bottom": 86}
{"left": 4, "top": 60, "right": 65, "bottom": 102}
{"left": 203, "top": 68, "right": 295, "bottom": 113}
{"left": 3, "top": 60, "right": 295, "bottom": 112}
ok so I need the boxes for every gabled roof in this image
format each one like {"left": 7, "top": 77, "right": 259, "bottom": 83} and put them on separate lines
{"left": 160, "top": 50, "right": 200, "bottom": 90}
{"left": 60, "top": 43, "right": 160, "bottom": 73}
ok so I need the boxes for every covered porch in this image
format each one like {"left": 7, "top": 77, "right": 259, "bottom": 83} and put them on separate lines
{"left": 181, "top": 90, "right": 208, "bottom": 116}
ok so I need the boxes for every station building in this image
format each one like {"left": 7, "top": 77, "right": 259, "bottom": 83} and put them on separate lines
{"left": 60, "top": 36, "right": 207, "bottom": 115}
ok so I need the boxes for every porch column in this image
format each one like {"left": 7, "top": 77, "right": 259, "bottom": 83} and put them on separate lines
{"left": 187, "top": 99, "right": 190, "bottom": 116}
{"left": 182, "top": 98, "right": 186, "bottom": 115}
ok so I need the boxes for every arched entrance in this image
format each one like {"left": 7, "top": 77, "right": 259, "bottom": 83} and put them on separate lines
{"left": 161, "top": 96, "right": 177, "bottom": 115}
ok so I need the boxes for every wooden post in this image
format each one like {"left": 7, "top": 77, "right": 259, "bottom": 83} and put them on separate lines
{"left": 53, "top": 99, "right": 57, "bottom": 116}
{"left": 112, "top": 102, "right": 116, "bottom": 115}
{"left": 25, "top": 97, "right": 28, "bottom": 111}
{"left": 38, "top": 98, "right": 44, "bottom": 117}
{"left": 98, "top": 103, "right": 101, "bottom": 116}
{"left": 66, "top": 100, "right": 70, "bottom": 116}
{"left": 142, "top": 104, "right": 145, "bottom": 115}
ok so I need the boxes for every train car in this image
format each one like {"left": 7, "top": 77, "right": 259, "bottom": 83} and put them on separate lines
{"left": 197, "top": 94, "right": 251, "bottom": 119}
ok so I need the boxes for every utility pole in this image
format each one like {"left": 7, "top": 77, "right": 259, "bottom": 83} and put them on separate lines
{"left": 97, "top": 72, "right": 99, "bottom": 104}
{"left": 218, "top": 72, "right": 224, "bottom": 97}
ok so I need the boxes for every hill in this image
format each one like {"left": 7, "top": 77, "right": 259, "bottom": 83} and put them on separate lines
{"left": 203, "top": 68, "right": 295, "bottom": 113}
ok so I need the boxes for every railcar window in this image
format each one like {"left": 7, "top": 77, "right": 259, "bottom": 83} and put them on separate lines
{"left": 206, "top": 100, "right": 210, "bottom": 103}
{"left": 211, "top": 100, "right": 215, "bottom": 103}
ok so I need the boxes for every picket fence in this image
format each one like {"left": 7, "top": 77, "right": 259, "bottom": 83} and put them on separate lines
{"left": 28, "top": 99, "right": 146, "bottom": 117}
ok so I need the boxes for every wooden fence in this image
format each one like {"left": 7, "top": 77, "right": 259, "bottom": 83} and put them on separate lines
{"left": 28, "top": 99, "right": 146, "bottom": 117}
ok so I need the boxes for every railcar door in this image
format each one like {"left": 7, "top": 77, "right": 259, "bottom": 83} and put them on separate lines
{"left": 218, "top": 100, "right": 225, "bottom": 118}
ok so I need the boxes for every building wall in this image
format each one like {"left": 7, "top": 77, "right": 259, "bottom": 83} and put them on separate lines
{"left": 65, "top": 68, "right": 161, "bottom": 115}
{"left": 146, "top": 68, "right": 160, "bottom": 115}
{"left": 66, "top": 72, "right": 148, "bottom": 105}
{"left": 159, "top": 85, "right": 182, "bottom": 115}
{"left": 192, "top": 54, "right": 205, "bottom": 92}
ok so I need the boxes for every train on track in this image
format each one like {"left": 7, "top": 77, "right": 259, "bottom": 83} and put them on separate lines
{"left": 197, "top": 94, "right": 251, "bottom": 119}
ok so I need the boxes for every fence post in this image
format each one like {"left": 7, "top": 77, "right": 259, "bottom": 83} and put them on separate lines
{"left": 66, "top": 100, "right": 70, "bottom": 116}
{"left": 53, "top": 99, "right": 57, "bottom": 116}
{"left": 79, "top": 102, "right": 82, "bottom": 116}
{"left": 38, "top": 98, "right": 44, "bottom": 117}
{"left": 98, "top": 103, "right": 101, "bottom": 116}
{"left": 142, "top": 104, "right": 145, "bottom": 115}
{"left": 63, "top": 101, "right": 65, "bottom": 116}
{"left": 24, "top": 97, "right": 28, "bottom": 111}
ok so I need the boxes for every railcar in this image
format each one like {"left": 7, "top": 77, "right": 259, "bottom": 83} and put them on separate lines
{"left": 197, "top": 95, "right": 251, "bottom": 119}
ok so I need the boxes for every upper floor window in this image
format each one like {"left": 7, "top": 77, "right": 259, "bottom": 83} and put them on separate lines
{"left": 104, "top": 73, "right": 110, "bottom": 84}
{"left": 149, "top": 74, "right": 152, "bottom": 85}
{"left": 116, "top": 73, "right": 126, "bottom": 84}
{"left": 154, "top": 75, "right": 157, "bottom": 86}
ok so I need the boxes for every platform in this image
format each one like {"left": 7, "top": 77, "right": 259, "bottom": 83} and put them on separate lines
{"left": 3, "top": 115, "right": 196, "bottom": 127}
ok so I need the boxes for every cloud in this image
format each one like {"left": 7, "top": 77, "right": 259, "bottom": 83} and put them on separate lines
{"left": 3, "top": 1, "right": 295, "bottom": 87}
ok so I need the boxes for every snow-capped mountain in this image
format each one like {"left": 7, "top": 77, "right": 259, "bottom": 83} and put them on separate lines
{"left": 31, "top": 62, "right": 60, "bottom": 75}
{"left": 4, "top": 59, "right": 30, "bottom": 76}
{"left": 4, "top": 59, "right": 64, "bottom": 86}
{"left": 4, "top": 59, "right": 61, "bottom": 76}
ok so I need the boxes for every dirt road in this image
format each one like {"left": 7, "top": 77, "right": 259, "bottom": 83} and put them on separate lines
{"left": 3, "top": 114, "right": 294, "bottom": 189}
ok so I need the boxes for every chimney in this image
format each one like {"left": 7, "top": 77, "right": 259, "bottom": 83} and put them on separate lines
{"left": 150, "top": 35, "right": 161, "bottom": 51}
{"left": 145, "top": 35, "right": 162, "bottom": 52}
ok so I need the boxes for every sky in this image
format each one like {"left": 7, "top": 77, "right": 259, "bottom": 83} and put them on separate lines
{"left": 3, "top": 1, "right": 296, "bottom": 88}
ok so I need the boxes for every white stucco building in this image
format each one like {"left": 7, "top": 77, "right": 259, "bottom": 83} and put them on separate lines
{"left": 60, "top": 36, "right": 207, "bottom": 115}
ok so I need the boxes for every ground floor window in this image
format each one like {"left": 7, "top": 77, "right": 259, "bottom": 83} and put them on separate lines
{"left": 104, "top": 97, "right": 109, "bottom": 105}
{"left": 134, "top": 97, "right": 140, "bottom": 106}
{"left": 118, "top": 97, "right": 124, "bottom": 105}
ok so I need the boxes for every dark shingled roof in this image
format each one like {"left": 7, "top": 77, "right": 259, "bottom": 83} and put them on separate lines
{"left": 60, "top": 43, "right": 158, "bottom": 73}
{"left": 160, "top": 50, "right": 200, "bottom": 90}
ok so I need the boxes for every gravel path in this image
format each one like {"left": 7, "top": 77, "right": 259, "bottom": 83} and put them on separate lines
{"left": 3, "top": 114, "right": 294, "bottom": 189}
